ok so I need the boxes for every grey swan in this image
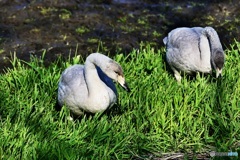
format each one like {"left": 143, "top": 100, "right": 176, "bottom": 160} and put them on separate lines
{"left": 163, "top": 27, "right": 225, "bottom": 82}
{"left": 57, "top": 53, "right": 130, "bottom": 118}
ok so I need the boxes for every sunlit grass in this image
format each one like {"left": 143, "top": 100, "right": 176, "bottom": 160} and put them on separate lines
{"left": 0, "top": 41, "right": 240, "bottom": 159}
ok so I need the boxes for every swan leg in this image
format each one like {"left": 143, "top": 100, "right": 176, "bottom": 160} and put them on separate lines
{"left": 174, "top": 72, "right": 182, "bottom": 82}
{"left": 67, "top": 115, "right": 74, "bottom": 121}
{"left": 171, "top": 66, "right": 182, "bottom": 82}
{"left": 69, "top": 110, "right": 83, "bottom": 120}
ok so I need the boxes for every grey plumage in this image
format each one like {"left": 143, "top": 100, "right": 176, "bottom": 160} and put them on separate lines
{"left": 57, "top": 53, "right": 130, "bottom": 117}
{"left": 163, "top": 27, "right": 225, "bottom": 81}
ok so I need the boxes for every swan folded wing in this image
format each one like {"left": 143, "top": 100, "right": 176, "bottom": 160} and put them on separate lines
{"left": 166, "top": 28, "right": 202, "bottom": 73}
{"left": 60, "top": 65, "right": 84, "bottom": 85}
{"left": 58, "top": 65, "right": 88, "bottom": 107}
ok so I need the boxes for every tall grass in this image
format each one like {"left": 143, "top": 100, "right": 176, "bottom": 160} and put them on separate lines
{"left": 0, "top": 41, "right": 240, "bottom": 159}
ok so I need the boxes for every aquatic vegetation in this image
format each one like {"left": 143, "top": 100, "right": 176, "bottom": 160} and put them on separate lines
{"left": 0, "top": 49, "right": 4, "bottom": 54}
{"left": 59, "top": 9, "right": 72, "bottom": 20}
{"left": 39, "top": 7, "right": 57, "bottom": 15}
{"left": 75, "top": 26, "right": 90, "bottom": 35}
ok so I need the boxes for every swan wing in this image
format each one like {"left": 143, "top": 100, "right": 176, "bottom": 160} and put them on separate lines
{"left": 58, "top": 64, "right": 87, "bottom": 107}
{"left": 166, "top": 27, "right": 204, "bottom": 73}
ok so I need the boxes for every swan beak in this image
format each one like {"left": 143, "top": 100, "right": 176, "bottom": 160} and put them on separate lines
{"left": 216, "top": 68, "right": 222, "bottom": 78}
{"left": 118, "top": 76, "right": 131, "bottom": 92}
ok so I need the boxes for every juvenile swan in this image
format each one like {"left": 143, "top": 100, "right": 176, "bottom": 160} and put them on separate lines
{"left": 57, "top": 53, "right": 130, "bottom": 117}
{"left": 163, "top": 27, "right": 225, "bottom": 82}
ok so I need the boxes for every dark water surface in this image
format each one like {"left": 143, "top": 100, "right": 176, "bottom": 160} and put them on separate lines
{"left": 0, "top": 0, "right": 240, "bottom": 72}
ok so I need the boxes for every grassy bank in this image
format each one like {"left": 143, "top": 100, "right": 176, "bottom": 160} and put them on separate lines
{"left": 0, "top": 41, "right": 240, "bottom": 159}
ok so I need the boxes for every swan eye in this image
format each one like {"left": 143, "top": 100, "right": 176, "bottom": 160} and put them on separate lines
{"left": 114, "top": 70, "right": 120, "bottom": 75}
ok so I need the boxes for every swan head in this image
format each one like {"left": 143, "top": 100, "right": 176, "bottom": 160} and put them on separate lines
{"left": 104, "top": 60, "right": 130, "bottom": 92}
{"left": 87, "top": 53, "right": 130, "bottom": 92}
{"left": 211, "top": 48, "right": 225, "bottom": 78}
{"left": 117, "top": 74, "right": 130, "bottom": 92}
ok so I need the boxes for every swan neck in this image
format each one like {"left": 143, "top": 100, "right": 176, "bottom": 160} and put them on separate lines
{"left": 204, "top": 27, "right": 223, "bottom": 53}
{"left": 84, "top": 59, "right": 106, "bottom": 98}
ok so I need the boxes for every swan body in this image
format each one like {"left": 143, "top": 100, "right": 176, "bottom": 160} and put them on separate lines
{"left": 57, "top": 53, "right": 130, "bottom": 116}
{"left": 163, "top": 27, "right": 225, "bottom": 81}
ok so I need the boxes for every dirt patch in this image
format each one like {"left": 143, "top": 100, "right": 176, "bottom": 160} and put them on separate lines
{"left": 0, "top": 0, "right": 239, "bottom": 72}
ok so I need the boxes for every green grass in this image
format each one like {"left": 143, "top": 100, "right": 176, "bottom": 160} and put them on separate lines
{"left": 0, "top": 41, "right": 240, "bottom": 159}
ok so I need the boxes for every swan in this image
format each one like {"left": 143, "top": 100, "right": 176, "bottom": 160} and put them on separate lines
{"left": 163, "top": 27, "right": 225, "bottom": 82}
{"left": 57, "top": 53, "right": 130, "bottom": 117}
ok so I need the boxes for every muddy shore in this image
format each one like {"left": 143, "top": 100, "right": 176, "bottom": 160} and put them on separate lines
{"left": 0, "top": 0, "right": 239, "bottom": 72}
